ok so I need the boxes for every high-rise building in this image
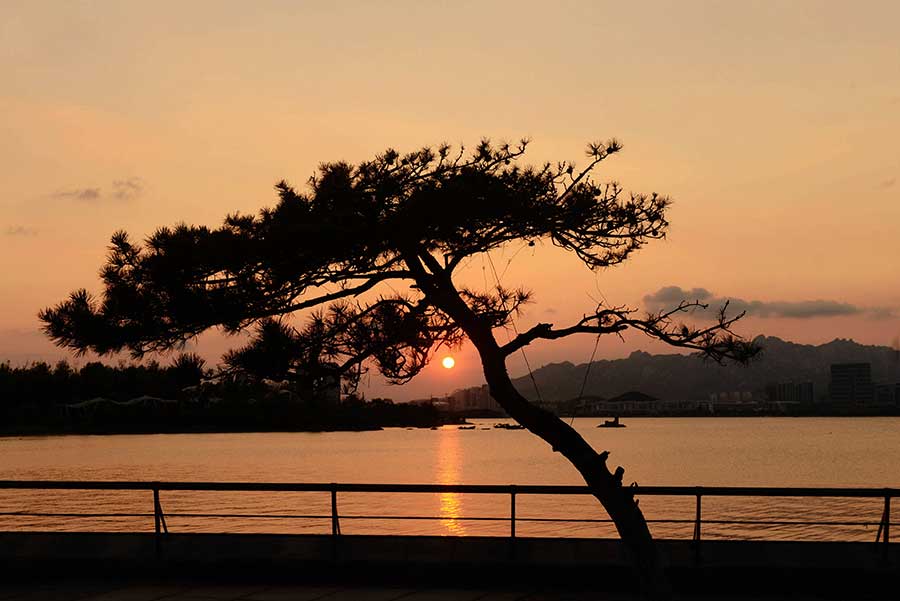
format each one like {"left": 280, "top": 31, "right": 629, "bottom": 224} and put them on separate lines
{"left": 449, "top": 385, "right": 503, "bottom": 413}
{"left": 765, "top": 381, "right": 815, "bottom": 404}
{"left": 829, "top": 363, "right": 874, "bottom": 404}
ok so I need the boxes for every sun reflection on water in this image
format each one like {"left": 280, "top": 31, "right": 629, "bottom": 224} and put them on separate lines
{"left": 436, "top": 428, "right": 465, "bottom": 535}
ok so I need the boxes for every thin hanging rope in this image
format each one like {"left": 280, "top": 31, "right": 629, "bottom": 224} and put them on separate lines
{"left": 480, "top": 255, "right": 489, "bottom": 294}
{"left": 519, "top": 341, "right": 543, "bottom": 406}
{"left": 570, "top": 332, "right": 602, "bottom": 426}
{"left": 499, "top": 242, "right": 530, "bottom": 281}
{"left": 485, "top": 252, "right": 544, "bottom": 406}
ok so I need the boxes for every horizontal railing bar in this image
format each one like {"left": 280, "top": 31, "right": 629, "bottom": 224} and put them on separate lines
{"left": 0, "top": 512, "right": 154, "bottom": 518}
{"left": 1, "top": 511, "right": 893, "bottom": 529}
{"left": 0, "top": 512, "right": 328, "bottom": 520}
{"left": 517, "top": 518, "right": 888, "bottom": 526}
{"left": 300, "top": 515, "right": 505, "bottom": 522}
{"left": 674, "top": 520, "right": 885, "bottom": 527}
{"left": 0, "top": 480, "right": 897, "bottom": 498}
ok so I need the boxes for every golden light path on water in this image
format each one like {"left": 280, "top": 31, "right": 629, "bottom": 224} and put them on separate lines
{"left": 436, "top": 428, "right": 465, "bottom": 535}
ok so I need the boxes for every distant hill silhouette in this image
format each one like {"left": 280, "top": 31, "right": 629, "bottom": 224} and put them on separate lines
{"left": 452, "top": 336, "right": 900, "bottom": 403}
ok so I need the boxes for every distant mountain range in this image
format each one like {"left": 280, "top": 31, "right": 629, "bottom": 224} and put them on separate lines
{"left": 452, "top": 337, "right": 900, "bottom": 403}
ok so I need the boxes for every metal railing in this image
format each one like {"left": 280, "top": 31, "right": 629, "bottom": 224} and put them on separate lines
{"left": 0, "top": 481, "right": 895, "bottom": 559}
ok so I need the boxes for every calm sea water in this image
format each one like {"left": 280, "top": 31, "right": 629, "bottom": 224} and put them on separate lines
{"left": 1, "top": 417, "right": 897, "bottom": 541}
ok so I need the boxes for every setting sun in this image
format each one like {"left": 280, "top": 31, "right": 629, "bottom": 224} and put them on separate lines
{"left": 441, "top": 356, "right": 456, "bottom": 369}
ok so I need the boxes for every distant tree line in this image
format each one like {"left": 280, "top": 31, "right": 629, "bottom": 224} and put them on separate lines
{"left": 0, "top": 353, "right": 208, "bottom": 407}
{"left": 0, "top": 354, "right": 452, "bottom": 435}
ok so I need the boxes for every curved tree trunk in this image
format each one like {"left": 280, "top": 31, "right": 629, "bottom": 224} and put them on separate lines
{"left": 405, "top": 252, "right": 670, "bottom": 598}
{"left": 477, "top": 347, "right": 670, "bottom": 599}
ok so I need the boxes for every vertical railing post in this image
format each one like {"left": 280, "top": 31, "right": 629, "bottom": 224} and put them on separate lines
{"left": 153, "top": 487, "right": 161, "bottom": 535}
{"left": 509, "top": 485, "right": 517, "bottom": 559}
{"left": 331, "top": 483, "right": 341, "bottom": 536}
{"left": 692, "top": 488, "right": 702, "bottom": 564}
{"left": 153, "top": 486, "right": 162, "bottom": 560}
{"left": 330, "top": 483, "right": 341, "bottom": 562}
{"left": 510, "top": 486, "right": 517, "bottom": 539}
{"left": 883, "top": 493, "right": 891, "bottom": 559}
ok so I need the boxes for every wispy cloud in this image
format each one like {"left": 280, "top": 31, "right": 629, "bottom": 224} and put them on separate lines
{"left": 112, "top": 177, "right": 144, "bottom": 201}
{"left": 878, "top": 177, "right": 896, "bottom": 189}
{"left": 643, "top": 285, "right": 895, "bottom": 320}
{"left": 52, "top": 187, "right": 102, "bottom": 202}
{"left": 5, "top": 225, "right": 38, "bottom": 236}
{"left": 50, "top": 177, "right": 145, "bottom": 203}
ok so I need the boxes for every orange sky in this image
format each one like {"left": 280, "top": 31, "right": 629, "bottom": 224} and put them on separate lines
{"left": 2, "top": 1, "right": 898, "bottom": 400}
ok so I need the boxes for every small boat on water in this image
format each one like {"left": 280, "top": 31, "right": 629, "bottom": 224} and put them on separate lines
{"left": 598, "top": 416, "right": 626, "bottom": 428}
{"left": 494, "top": 422, "right": 525, "bottom": 430}
{"left": 458, "top": 425, "right": 476, "bottom": 430}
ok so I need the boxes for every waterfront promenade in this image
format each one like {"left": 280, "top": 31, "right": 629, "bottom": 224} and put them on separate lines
{"left": 1, "top": 480, "right": 897, "bottom": 600}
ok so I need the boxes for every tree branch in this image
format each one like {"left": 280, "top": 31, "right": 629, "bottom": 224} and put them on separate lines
{"left": 500, "top": 300, "right": 759, "bottom": 364}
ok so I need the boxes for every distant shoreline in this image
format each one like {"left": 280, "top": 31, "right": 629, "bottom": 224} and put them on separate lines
{"left": 0, "top": 424, "right": 387, "bottom": 438}
{"left": 5, "top": 412, "right": 900, "bottom": 439}
{"left": 552, "top": 407, "right": 900, "bottom": 419}
{"left": 0, "top": 420, "right": 466, "bottom": 438}
{"left": 0, "top": 400, "right": 466, "bottom": 438}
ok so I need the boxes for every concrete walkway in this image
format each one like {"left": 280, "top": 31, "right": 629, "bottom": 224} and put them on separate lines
{"left": 0, "top": 580, "right": 887, "bottom": 601}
